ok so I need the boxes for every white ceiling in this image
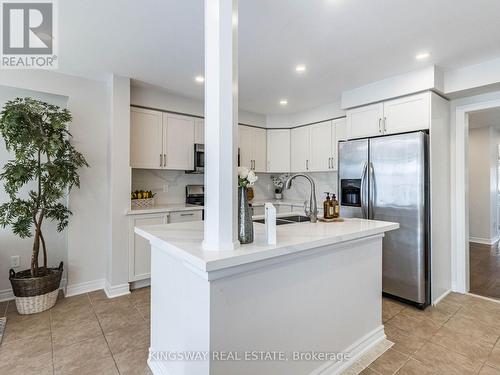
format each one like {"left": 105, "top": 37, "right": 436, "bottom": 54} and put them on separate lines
{"left": 59, "top": 0, "right": 500, "bottom": 115}
{"left": 469, "top": 107, "right": 500, "bottom": 129}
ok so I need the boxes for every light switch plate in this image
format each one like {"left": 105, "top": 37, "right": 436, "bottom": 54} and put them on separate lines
{"left": 11, "top": 255, "right": 20, "bottom": 268}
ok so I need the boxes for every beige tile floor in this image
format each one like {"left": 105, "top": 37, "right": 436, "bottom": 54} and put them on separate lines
{"left": 0, "top": 287, "right": 151, "bottom": 375}
{"left": 1, "top": 289, "right": 500, "bottom": 375}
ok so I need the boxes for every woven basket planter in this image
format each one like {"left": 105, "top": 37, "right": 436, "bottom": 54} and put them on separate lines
{"left": 9, "top": 262, "right": 63, "bottom": 315}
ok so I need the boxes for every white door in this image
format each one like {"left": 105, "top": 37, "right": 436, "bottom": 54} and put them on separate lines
{"left": 346, "top": 103, "right": 384, "bottom": 139}
{"left": 309, "top": 121, "right": 332, "bottom": 172}
{"left": 291, "top": 126, "right": 310, "bottom": 172}
{"left": 267, "top": 129, "right": 290, "bottom": 173}
{"left": 129, "top": 214, "right": 166, "bottom": 281}
{"left": 163, "top": 114, "right": 195, "bottom": 170}
{"left": 252, "top": 127, "right": 267, "bottom": 172}
{"left": 130, "top": 108, "right": 163, "bottom": 169}
{"left": 331, "top": 118, "right": 346, "bottom": 171}
{"left": 194, "top": 118, "right": 204, "bottom": 144}
{"left": 238, "top": 125, "right": 253, "bottom": 170}
{"left": 383, "top": 92, "right": 430, "bottom": 135}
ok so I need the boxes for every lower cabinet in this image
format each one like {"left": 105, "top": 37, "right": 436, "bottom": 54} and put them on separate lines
{"left": 128, "top": 210, "right": 203, "bottom": 282}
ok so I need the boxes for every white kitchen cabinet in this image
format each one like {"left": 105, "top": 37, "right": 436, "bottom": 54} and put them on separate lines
{"left": 129, "top": 209, "right": 202, "bottom": 281}
{"left": 162, "top": 113, "right": 195, "bottom": 170}
{"left": 291, "top": 126, "right": 310, "bottom": 172}
{"left": 346, "top": 103, "right": 384, "bottom": 139}
{"left": 130, "top": 108, "right": 163, "bottom": 169}
{"left": 130, "top": 108, "right": 195, "bottom": 170}
{"left": 277, "top": 205, "right": 292, "bottom": 214}
{"left": 238, "top": 125, "right": 267, "bottom": 172}
{"left": 383, "top": 92, "right": 430, "bottom": 135}
{"left": 128, "top": 213, "right": 167, "bottom": 282}
{"left": 167, "top": 210, "right": 203, "bottom": 223}
{"left": 194, "top": 118, "right": 204, "bottom": 144}
{"left": 309, "top": 121, "right": 332, "bottom": 172}
{"left": 346, "top": 92, "right": 431, "bottom": 139}
{"left": 267, "top": 129, "right": 290, "bottom": 173}
{"left": 331, "top": 118, "right": 347, "bottom": 171}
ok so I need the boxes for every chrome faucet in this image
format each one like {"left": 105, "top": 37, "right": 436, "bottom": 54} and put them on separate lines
{"left": 284, "top": 174, "right": 318, "bottom": 223}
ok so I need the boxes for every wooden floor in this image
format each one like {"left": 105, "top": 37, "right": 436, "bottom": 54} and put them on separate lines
{"left": 470, "top": 241, "right": 500, "bottom": 300}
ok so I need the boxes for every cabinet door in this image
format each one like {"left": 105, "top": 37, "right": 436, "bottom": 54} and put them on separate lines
{"left": 346, "top": 103, "right": 384, "bottom": 139}
{"left": 130, "top": 108, "right": 163, "bottom": 169}
{"left": 129, "top": 214, "right": 166, "bottom": 281}
{"left": 238, "top": 125, "right": 253, "bottom": 170}
{"left": 252, "top": 127, "right": 267, "bottom": 172}
{"left": 291, "top": 126, "right": 310, "bottom": 172}
{"left": 163, "top": 114, "right": 195, "bottom": 170}
{"left": 194, "top": 119, "right": 204, "bottom": 144}
{"left": 167, "top": 210, "right": 203, "bottom": 223}
{"left": 383, "top": 92, "right": 430, "bottom": 135}
{"left": 309, "top": 121, "right": 332, "bottom": 172}
{"left": 267, "top": 129, "right": 290, "bottom": 173}
{"left": 331, "top": 118, "right": 347, "bottom": 171}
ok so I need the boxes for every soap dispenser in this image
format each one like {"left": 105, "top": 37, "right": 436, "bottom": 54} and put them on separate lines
{"left": 332, "top": 193, "right": 340, "bottom": 219}
{"left": 323, "top": 193, "right": 332, "bottom": 219}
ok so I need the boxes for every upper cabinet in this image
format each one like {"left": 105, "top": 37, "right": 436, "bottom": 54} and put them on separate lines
{"left": 346, "top": 92, "right": 431, "bottom": 139}
{"left": 130, "top": 107, "right": 194, "bottom": 170}
{"left": 238, "top": 125, "right": 267, "bottom": 172}
{"left": 162, "top": 113, "right": 195, "bottom": 170}
{"left": 194, "top": 118, "right": 204, "bottom": 144}
{"left": 267, "top": 129, "right": 290, "bottom": 173}
{"left": 291, "top": 119, "right": 345, "bottom": 173}
{"left": 130, "top": 108, "right": 163, "bottom": 169}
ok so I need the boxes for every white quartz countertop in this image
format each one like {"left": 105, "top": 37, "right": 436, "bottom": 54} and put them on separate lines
{"left": 126, "top": 203, "right": 203, "bottom": 215}
{"left": 135, "top": 218, "right": 399, "bottom": 273}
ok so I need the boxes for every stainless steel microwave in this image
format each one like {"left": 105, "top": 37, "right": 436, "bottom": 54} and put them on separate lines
{"left": 186, "top": 144, "right": 204, "bottom": 174}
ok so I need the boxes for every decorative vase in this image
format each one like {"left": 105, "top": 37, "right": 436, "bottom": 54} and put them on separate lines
{"left": 238, "top": 186, "right": 254, "bottom": 244}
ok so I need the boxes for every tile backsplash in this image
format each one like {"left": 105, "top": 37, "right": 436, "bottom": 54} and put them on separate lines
{"left": 131, "top": 169, "right": 338, "bottom": 205}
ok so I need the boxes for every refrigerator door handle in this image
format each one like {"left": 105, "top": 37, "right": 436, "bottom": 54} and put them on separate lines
{"left": 368, "top": 162, "right": 375, "bottom": 219}
{"left": 360, "top": 161, "right": 368, "bottom": 219}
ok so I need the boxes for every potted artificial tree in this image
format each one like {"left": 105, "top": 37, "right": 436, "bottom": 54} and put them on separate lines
{"left": 0, "top": 98, "right": 88, "bottom": 314}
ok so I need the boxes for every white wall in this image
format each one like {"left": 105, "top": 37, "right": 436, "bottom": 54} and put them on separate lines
{"left": 130, "top": 81, "right": 267, "bottom": 127}
{"left": 266, "top": 101, "right": 345, "bottom": 128}
{"left": 0, "top": 86, "right": 69, "bottom": 298}
{"left": 0, "top": 71, "right": 110, "bottom": 296}
{"left": 468, "top": 126, "right": 499, "bottom": 243}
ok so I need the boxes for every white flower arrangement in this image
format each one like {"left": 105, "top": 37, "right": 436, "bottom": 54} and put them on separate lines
{"left": 238, "top": 167, "right": 258, "bottom": 188}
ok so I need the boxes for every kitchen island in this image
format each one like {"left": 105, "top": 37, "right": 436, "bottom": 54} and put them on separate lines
{"left": 135, "top": 218, "right": 398, "bottom": 375}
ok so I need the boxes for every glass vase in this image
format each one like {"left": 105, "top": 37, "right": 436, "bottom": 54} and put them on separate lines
{"left": 238, "top": 186, "right": 254, "bottom": 244}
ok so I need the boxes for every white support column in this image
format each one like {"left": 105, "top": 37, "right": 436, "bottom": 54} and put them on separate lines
{"left": 203, "top": 0, "right": 239, "bottom": 251}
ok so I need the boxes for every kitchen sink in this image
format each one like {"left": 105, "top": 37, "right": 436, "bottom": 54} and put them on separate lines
{"left": 253, "top": 215, "right": 311, "bottom": 225}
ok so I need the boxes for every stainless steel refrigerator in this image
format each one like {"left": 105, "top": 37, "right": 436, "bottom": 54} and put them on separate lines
{"left": 338, "top": 132, "right": 430, "bottom": 308}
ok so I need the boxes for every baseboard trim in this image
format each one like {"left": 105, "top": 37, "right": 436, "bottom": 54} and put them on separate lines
{"left": 104, "top": 281, "right": 130, "bottom": 299}
{"left": 466, "top": 292, "right": 500, "bottom": 305}
{"left": 310, "top": 325, "right": 386, "bottom": 375}
{"left": 432, "top": 289, "right": 452, "bottom": 305}
{"left": 65, "top": 279, "right": 105, "bottom": 297}
{"left": 1, "top": 278, "right": 67, "bottom": 302}
{"left": 469, "top": 236, "right": 500, "bottom": 245}
{"left": 130, "top": 278, "right": 150, "bottom": 290}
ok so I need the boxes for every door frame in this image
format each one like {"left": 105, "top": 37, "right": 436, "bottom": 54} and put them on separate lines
{"left": 453, "top": 98, "right": 500, "bottom": 293}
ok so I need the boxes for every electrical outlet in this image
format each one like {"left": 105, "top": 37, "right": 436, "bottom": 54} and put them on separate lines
{"left": 11, "top": 255, "right": 20, "bottom": 268}
{"left": 162, "top": 184, "right": 169, "bottom": 192}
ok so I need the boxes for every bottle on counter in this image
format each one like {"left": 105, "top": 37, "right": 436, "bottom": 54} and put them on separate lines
{"left": 323, "top": 193, "right": 333, "bottom": 219}
{"left": 332, "top": 193, "right": 340, "bottom": 219}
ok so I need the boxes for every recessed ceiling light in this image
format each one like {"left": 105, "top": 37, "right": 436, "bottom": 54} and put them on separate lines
{"left": 415, "top": 52, "right": 431, "bottom": 60}
{"left": 295, "top": 64, "right": 306, "bottom": 73}
{"left": 280, "top": 99, "right": 288, "bottom": 106}
{"left": 195, "top": 75, "right": 205, "bottom": 83}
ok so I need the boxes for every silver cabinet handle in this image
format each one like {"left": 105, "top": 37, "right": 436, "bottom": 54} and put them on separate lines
{"left": 378, "top": 118, "right": 382, "bottom": 133}
{"left": 180, "top": 213, "right": 194, "bottom": 216}
{"left": 383, "top": 117, "right": 387, "bottom": 133}
{"left": 328, "top": 157, "right": 332, "bottom": 169}
{"left": 160, "top": 154, "right": 162, "bottom": 167}
{"left": 306, "top": 159, "right": 309, "bottom": 170}
{"left": 163, "top": 154, "right": 166, "bottom": 167}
